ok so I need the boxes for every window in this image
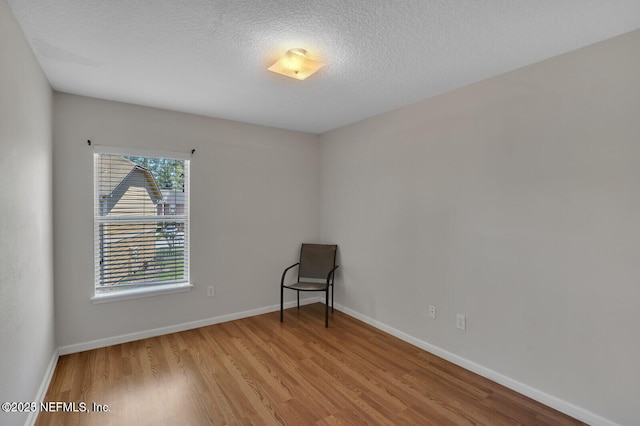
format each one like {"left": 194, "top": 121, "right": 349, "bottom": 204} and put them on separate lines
{"left": 92, "top": 146, "right": 191, "bottom": 301}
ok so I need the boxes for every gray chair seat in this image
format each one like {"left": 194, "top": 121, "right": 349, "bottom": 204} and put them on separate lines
{"left": 283, "top": 281, "right": 328, "bottom": 291}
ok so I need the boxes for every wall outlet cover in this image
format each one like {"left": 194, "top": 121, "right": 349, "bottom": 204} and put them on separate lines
{"left": 456, "top": 314, "right": 466, "bottom": 330}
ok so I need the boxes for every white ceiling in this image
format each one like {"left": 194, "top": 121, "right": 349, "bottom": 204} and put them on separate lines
{"left": 7, "top": 1, "right": 640, "bottom": 134}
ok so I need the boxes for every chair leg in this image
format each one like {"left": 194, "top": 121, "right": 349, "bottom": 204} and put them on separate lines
{"left": 280, "top": 286, "right": 284, "bottom": 323}
{"left": 331, "top": 284, "right": 334, "bottom": 312}
{"left": 325, "top": 289, "right": 329, "bottom": 328}
{"left": 297, "top": 291, "right": 300, "bottom": 309}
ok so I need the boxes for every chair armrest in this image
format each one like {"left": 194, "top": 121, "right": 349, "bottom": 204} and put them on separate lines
{"left": 281, "top": 263, "right": 300, "bottom": 286}
{"left": 325, "top": 265, "right": 339, "bottom": 284}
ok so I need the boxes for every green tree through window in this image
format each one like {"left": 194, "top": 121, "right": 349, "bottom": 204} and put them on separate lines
{"left": 123, "top": 156, "right": 185, "bottom": 190}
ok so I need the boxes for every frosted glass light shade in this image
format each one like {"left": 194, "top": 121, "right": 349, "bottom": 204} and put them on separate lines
{"left": 268, "top": 48, "right": 325, "bottom": 80}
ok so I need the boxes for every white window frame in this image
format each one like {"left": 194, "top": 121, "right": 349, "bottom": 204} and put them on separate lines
{"left": 91, "top": 145, "right": 192, "bottom": 303}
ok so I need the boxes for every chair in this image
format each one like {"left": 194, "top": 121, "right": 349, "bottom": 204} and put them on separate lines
{"left": 280, "top": 244, "right": 339, "bottom": 327}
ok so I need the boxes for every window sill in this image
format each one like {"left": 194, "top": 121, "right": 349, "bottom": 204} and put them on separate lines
{"left": 91, "top": 283, "right": 193, "bottom": 304}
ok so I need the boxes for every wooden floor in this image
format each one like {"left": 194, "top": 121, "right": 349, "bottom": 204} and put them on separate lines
{"left": 37, "top": 303, "right": 584, "bottom": 426}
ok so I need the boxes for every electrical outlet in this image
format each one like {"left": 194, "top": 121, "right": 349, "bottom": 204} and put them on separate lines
{"left": 428, "top": 305, "right": 436, "bottom": 320}
{"left": 207, "top": 286, "right": 215, "bottom": 297}
{"left": 456, "top": 314, "right": 466, "bottom": 330}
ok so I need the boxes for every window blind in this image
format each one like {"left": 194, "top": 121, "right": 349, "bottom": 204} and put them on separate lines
{"left": 94, "top": 151, "right": 190, "bottom": 293}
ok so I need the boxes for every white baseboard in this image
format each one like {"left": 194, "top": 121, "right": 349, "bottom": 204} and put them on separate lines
{"left": 25, "top": 349, "right": 59, "bottom": 426}
{"left": 334, "top": 303, "right": 618, "bottom": 426}
{"left": 58, "top": 297, "right": 320, "bottom": 355}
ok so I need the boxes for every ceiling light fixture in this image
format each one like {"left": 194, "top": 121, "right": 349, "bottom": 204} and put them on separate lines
{"left": 267, "top": 48, "right": 325, "bottom": 81}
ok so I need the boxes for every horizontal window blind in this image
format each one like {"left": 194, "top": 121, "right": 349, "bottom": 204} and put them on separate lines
{"left": 94, "top": 152, "right": 189, "bottom": 293}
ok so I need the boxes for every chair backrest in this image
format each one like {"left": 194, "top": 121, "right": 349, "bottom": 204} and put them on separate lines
{"left": 298, "top": 244, "right": 337, "bottom": 279}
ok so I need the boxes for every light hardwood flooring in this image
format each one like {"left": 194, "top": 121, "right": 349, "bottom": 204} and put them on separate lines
{"left": 36, "top": 303, "right": 584, "bottom": 425}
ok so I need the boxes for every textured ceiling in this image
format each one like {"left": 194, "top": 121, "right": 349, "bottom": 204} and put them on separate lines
{"left": 7, "top": 0, "right": 640, "bottom": 134}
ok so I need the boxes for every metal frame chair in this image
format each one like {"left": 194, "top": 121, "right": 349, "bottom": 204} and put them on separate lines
{"left": 280, "top": 244, "right": 339, "bottom": 327}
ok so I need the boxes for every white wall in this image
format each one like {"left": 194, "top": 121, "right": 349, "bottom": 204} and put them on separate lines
{"left": 0, "top": 1, "right": 55, "bottom": 426}
{"left": 320, "top": 30, "right": 640, "bottom": 425}
{"left": 53, "top": 93, "right": 320, "bottom": 348}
